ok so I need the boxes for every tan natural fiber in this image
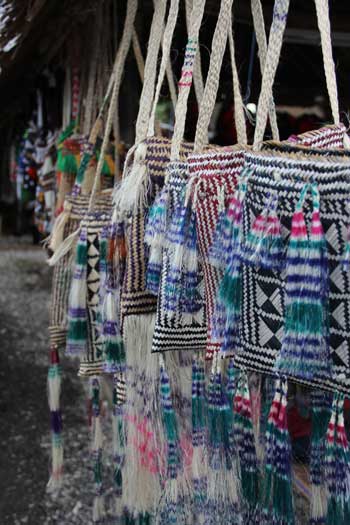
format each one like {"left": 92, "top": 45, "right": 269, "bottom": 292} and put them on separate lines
{"left": 250, "top": 0, "right": 279, "bottom": 141}
{"left": 253, "top": 0, "right": 290, "bottom": 149}
{"left": 135, "top": 0, "right": 167, "bottom": 144}
{"left": 148, "top": 0, "right": 180, "bottom": 137}
{"left": 228, "top": 9, "right": 247, "bottom": 145}
{"left": 314, "top": 0, "right": 339, "bottom": 125}
{"left": 194, "top": 0, "right": 235, "bottom": 152}
{"left": 89, "top": 0, "right": 138, "bottom": 211}
{"left": 185, "top": 0, "right": 204, "bottom": 103}
{"left": 170, "top": 0, "right": 207, "bottom": 161}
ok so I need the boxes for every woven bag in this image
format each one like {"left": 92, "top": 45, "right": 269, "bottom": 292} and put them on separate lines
{"left": 120, "top": 137, "right": 193, "bottom": 321}
{"left": 230, "top": 0, "right": 350, "bottom": 393}
{"left": 47, "top": 0, "right": 139, "bottom": 494}
{"left": 149, "top": 0, "right": 237, "bottom": 354}
{"left": 115, "top": 0, "right": 194, "bottom": 325}
{"left": 185, "top": 0, "right": 284, "bottom": 359}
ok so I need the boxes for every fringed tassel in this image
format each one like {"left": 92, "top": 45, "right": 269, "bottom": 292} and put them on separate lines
{"left": 274, "top": 183, "right": 331, "bottom": 382}
{"left": 159, "top": 357, "right": 189, "bottom": 525}
{"left": 163, "top": 187, "right": 190, "bottom": 320}
{"left": 325, "top": 392, "right": 350, "bottom": 525}
{"left": 48, "top": 200, "right": 72, "bottom": 253}
{"left": 206, "top": 356, "right": 240, "bottom": 524}
{"left": 208, "top": 188, "right": 238, "bottom": 271}
{"left": 262, "top": 378, "right": 294, "bottom": 525}
{"left": 218, "top": 169, "right": 251, "bottom": 314}
{"left": 309, "top": 390, "right": 332, "bottom": 525}
{"left": 145, "top": 186, "right": 169, "bottom": 295}
{"left": 66, "top": 228, "right": 88, "bottom": 356}
{"left": 233, "top": 371, "right": 260, "bottom": 519}
{"left": 100, "top": 228, "right": 125, "bottom": 374}
{"left": 191, "top": 353, "right": 207, "bottom": 515}
{"left": 102, "top": 290, "right": 125, "bottom": 373}
{"left": 91, "top": 377, "right": 105, "bottom": 523}
{"left": 258, "top": 376, "right": 275, "bottom": 463}
{"left": 241, "top": 191, "right": 284, "bottom": 271}
{"left": 115, "top": 142, "right": 150, "bottom": 214}
{"left": 180, "top": 208, "right": 203, "bottom": 325}
{"left": 112, "top": 374, "right": 126, "bottom": 518}
{"left": 47, "top": 345, "right": 63, "bottom": 492}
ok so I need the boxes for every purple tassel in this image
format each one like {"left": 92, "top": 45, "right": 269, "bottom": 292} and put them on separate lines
{"left": 241, "top": 191, "right": 284, "bottom": 270}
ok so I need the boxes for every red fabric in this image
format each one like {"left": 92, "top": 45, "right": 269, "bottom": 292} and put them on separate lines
{"left": 287, "top": 406, "right": 311, "bottom": 439}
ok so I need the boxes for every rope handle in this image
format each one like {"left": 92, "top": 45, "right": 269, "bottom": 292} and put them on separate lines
{"left": 185, "top": 0, "right": 204, "bottom": 104}
{"left": 253, "top": 0, "right": 290, "bottom": 150}
{"left": 170, "top": 0, "right": 207, "bottom": 162}
{"left": 134, "top": 0, "right": 167, "bottom": 144}
{"left": 250, "top": 0, "right": 279, "bottom": 142}
{"left": 314, "top": 0, "right": 339, "bottom": 126}
{"left": 148, "top": 0, "right": 180, "bottom": 137}
{"left": 194, "top": 0, "right": 235, "bottom": 152}
{"left": 229, "top": 11, "right": 248, "bottom": 146}
{"left": 88, "top": 0, "right": 138, "bottom": 211}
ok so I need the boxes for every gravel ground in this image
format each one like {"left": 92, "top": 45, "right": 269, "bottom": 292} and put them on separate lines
{"left": 0, "top": 240, "right": 98, "bottom": 524}
{"left": 0, "top": 239, "right": 309, "bottom": 525}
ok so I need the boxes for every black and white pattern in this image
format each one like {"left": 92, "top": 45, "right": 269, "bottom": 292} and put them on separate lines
{"left": 78, "top": 213, "right": 111, "bottom": 377}
{"left": 151, "top": 162, "right": 207, "bottom": 353}
{"left": 236, "top": 150, "right": 350, "bottom": 394}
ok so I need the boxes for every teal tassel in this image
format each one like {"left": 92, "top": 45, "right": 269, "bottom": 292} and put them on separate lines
{"left": 309, "top": 390, "right": 332, "bottom": 525}
{"left": 233, "top": 371, "right": 260, "bottom": 518}
{"left": 191, "top": 354, "right": 207, "bottom": 513}
{"left": 325, "top": 393, "right": 350, "bottom": 525}
{"left": 91, "top": 377, "right": 105, "bottom": 522}
{"left": 262, "top": 378, "right": 294, "bottom": 525}
{"left": 275, "top": 183, "right": 331, "bottom": 382}
{"left": 67, "top": 228, "right": 88, "bottom": 356}
{"left": 241, "top": 191, "right": 284, "bottom": 271}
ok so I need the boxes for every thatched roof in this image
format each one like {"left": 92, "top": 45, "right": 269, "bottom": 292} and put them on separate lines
{"left": 0, "top": 0, "right": 99, "bottom": 125}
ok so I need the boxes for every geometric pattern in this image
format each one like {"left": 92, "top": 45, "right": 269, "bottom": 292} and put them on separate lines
{"left": 78, "top": 213, "right": 111, "bottom": 377}
{"left": 237, "top": 148, "right": 350, "bottom": 395}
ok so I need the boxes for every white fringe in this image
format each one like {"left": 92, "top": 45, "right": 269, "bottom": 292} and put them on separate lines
{"left": 47, "top": 202, "right": 72, "bottom": 253}
{"left": 46, "top": 444, "right": 64, "bottom": 493}
{"left": 122, "top": 314, "right": 164, "bottom": 516}
{"left": 93, "top": 416, "right": 104, "bottom": 451}
{"left": 47, "top": 228, "right": 80, "bottom": 266}
{"left": 48, "top": 371, "right": 61, "bottom": 411}
{"left": 92, "top": 495, "right": 106, "bottom": 523}
{"left": 115, "top": 142, "right": 150, "bottom": 215}
{"left": 310, "top": 484, "right": 327, "bottom": 521}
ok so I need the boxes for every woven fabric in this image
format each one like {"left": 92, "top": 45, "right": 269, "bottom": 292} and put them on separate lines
{"left": 77, "top": 206, "right": 113, "bottom": 378}
{"left": 151, "top": 161, "right": 207, "bottom": 353}
{"left": 237, "top": 149, "right": 350, "bottom": 394}
{"left": 120, "top": 136, "right": 193, "bottom": 323}
{"left": 188, "top": 147, "right": 245, "bottom": 358}
{"left": 49, "top": 191, "right": 112, "bottom": 350}
{"left": 287, "top": 123, "right": 346, "bottom": 149}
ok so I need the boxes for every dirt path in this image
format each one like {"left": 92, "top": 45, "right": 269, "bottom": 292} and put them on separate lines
{"left": 0, "top": 243, "right": 96, "bottom": 524}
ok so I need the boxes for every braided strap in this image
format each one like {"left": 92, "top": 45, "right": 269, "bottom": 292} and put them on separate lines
{"left": 229, "top": 8, "right": 248, "bottom": 146}
{"left": 185, "top": 0, "right": 204, "bottom": 103}
{"left": 250, "top": 0, "right": 279, "bottom": 141}
{"left": 194, "top": 0, "right": 235, "bottom": 152}
{"left": 253, "top": 0, "right": 290, "bottom": 149}
{"left": 170, "top": 0, "right": 207, "bottom": 161}
{"left": 314, "top": 0, "right": 340, "bottom": 126}
{"left": 135, "top": 0, "right": 167, "bottom": 144}
{"left": 148, "top": 0, "right": 180, "bottom": 137}
{"left": 88, "top": 0, "right": 138, "bottom": 211}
